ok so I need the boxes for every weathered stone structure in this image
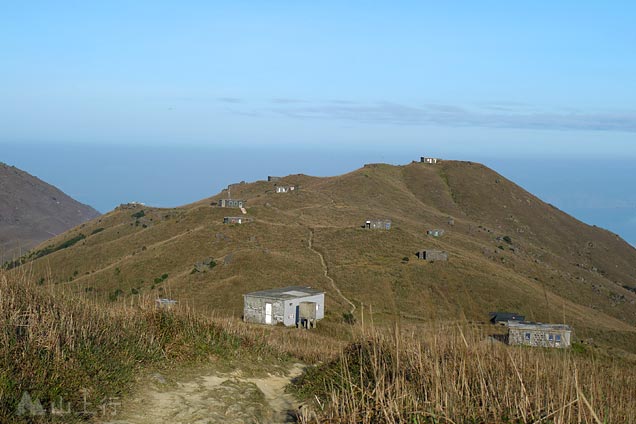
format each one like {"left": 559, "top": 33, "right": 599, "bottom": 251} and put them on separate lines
{"left": 275, "top": 185, "right": 297, "bottom": 193}
{"left": 427, "top": 229, "right": 445, "bottom": 237}
{"left": 508, "top": 322, "right": 572, "bottom": 348}
{"left": 243, "top": 286, "right": 325, "bottom": 327}
{"left": 155, "top": 298, "right": 177, "bottom": 308}
{"left": 416, "top": 250, "right": 448, "bottom": 261}
{"left": 365, "top": 219, "right": 392, "bottom": 230}
{"left": 218, "top": 199, "right": 245, "bottom": 208}
{"left": 267, "top": 176, "right": 281, "bottom": 182}
{"left": 421, "top": 157, "right": 440, "bottom": 164}
{"left": 223, "top": 216, "right": 253, "bottom": 224}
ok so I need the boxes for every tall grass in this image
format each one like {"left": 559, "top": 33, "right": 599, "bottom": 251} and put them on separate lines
{"left": 295, "top": 323, "right": 636, "bottom": 423}
{"left": 0, "top": 270, "right": 252, "bottom": 422}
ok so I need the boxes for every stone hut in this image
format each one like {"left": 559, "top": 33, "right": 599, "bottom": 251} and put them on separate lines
{"left": 508, "top": 322, "right": 572, "bottom": 348}
{"left": 365, "top": 219, "right": 392, "bottom": 230}
{"left": 268, "top": 176, "right": 281, "bottom": 182}
{"left": 243, "top": 286, "right": 325, "bottom": 328}
{"left": 275, "top": 185, "right": 297, "bottom": 193}
{"left": 416, "top": 250, "right": 448, "bottom": 261}
{"left": 427, "top": 229, "right": 445, "bottom": 237}
{"left": 223, "top": 216, "right": 252, "bottom": 224}
{"left": 421, "top": 157, "right": 440, "bottom": 164}
{"left": 218, "top": 199, "right": 245, "bottom": 208}
{"left": 155, "top": 298, "right": 177, "bottom": 308}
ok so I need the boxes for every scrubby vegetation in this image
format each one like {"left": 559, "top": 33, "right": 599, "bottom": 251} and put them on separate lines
{"left": 295, "top": 324, "right": 636, "bottom": 423}
{"left": 4, "top": 234, "right": 87, "bottom": 270}
{"left": 0, "top": 271, "right": 253, "bottom": 422}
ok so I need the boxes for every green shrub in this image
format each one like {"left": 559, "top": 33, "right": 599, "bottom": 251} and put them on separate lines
{"left": 131, "top": 210, "right": 145, "bottom": 219}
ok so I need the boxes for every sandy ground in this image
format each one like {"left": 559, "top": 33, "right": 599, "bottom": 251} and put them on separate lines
{"left": 100, "top": 362, "right": 306, "bottom": 424}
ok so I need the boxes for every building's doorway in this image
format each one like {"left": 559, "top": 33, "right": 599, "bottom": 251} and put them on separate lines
{"left": 265, "top": 303, "right": 272, "bottom": 324}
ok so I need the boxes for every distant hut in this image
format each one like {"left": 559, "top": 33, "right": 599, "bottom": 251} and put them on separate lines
{"left": 427, "top": 229, "right": 445, "bottom": 237}
{"left": 416, "top": 250, "right": 448, "bottom": 261}
{"left": 421, "top": 157, "right": 440, "bottom": 164}
{"left": 365, "top": 219, "right": 392, "bottom": 230}
{"left": 223, "top": 216, "right": 253, "bottom": 224}
{"left": 155, "top": 298, "right": 177, "bottom": 309}
{"left": 268, "top": 176, "right": 281, "bottom": 182}
{"left": 243, "top": 286, "right": 325, "bottom": 328}
{"left": 218, "top": 199, "right": 246, "bottom": 208}
{"left": 275, "top": 185, "right": 297, "bottom": 193}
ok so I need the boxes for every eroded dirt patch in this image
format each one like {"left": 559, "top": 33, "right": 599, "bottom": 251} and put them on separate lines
{"left": 103, "top": 362, "right": 305, "bottom": 424}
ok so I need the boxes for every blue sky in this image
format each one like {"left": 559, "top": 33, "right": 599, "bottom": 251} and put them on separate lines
{"left": 1, "top": 2, "right": 635, "bottom": 243}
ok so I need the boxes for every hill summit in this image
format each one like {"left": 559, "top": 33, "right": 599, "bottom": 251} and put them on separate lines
{"left": 13, "top": 159, "right": 636, "bottom": 353}
{"left": 0, "top": 162, "right": 100, "bottom": 259}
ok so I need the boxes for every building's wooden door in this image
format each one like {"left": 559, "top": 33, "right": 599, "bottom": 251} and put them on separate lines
{"left": 265, "top": 303, "right": 272, "bottom": 324}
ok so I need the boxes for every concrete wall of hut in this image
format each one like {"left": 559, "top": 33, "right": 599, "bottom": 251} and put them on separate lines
{"left": 508, "top": 327, "right": 571, "bottom": 348}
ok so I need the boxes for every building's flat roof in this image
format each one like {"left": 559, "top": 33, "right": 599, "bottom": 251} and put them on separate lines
{"left": 507, "top": 321, "right": 571, "bottom": 331}
{"left": 244, "top": 286, "right": 324, "bottom": 299}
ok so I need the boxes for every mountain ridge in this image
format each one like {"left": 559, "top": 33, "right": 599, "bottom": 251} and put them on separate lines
{"left": 0, "top": 162, "right": 100, "bottom": 259}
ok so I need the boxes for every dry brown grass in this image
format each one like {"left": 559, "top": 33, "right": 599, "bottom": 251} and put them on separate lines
{"left": 0, "top": 266, "right": 348, "bottom": 422}
{"left": 295, "top": 322, "right": 636, "bottom": 424}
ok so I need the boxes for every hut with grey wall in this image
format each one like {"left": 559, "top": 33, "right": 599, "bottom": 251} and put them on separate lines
{"left": 218, "top": 199, "right": 245, "bottom": 208}
{"left": 427, "top": 229, "right": 445, "bottom": 237}
{"left": 275, "top": 185, "right": 297, "bottom": 193}
{"left": 421, "top": 157, "right": 440, "bottom": 164}
{"left": 365, "top": 219, "right": 392, "bottom": 230}
{"left": 155, "top": 298, "right": 177, "bottom": 309}
{"left": 416, "top": 250, "right": 448, "bottom": 261}
{"left": 268, "top": 176, "right": 281, "bottom": 182}
{"left": 243, "top": 286, "right": 325, "bottom": 327}
{"left": 223, "top": 216, "right": 253, "bottom": 224}
{"left": 508, "top": 322, "right": 572, "bottom": 348}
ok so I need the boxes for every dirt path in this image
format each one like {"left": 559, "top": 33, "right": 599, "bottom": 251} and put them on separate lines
{"left": 307, "top": 228, "right": 356, "bottom": 314}
{"left": 103, "top": 362, "right": 305, "bottom": 424}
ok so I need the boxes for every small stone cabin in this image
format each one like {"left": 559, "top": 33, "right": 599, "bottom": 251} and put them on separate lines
{"left": 275, "top": 185, "right": 296, "bottom": 193}
{"left": 243, "top": 286, "right": 325, "bottom": 327}
{"left": 268, "top": 176, "right": 281, "bottom": 182}
{"left": 489, "top": 311, "right": 525, "bottom": 325}
{"left": 155, "top": 298, "right": 177, "bottom": 308}
{"left": 365, "top": 219, "right": 392, "bottom": 230}
{"left": 223, "top": 216, "right": 253, "bottom": 224}
{"left": 218, "top": 199, "right": 245, "bottom": 208}
{"left": 427, "top": 229, "right": 445, "bottom": 237}
{"left": 421, "top": 157, "right": 440, "bottom": 164}
{"left": 508, "top": 322, "right": 572, "bottom": 348}
{"left": 416, "top": 250, "right": 448, "bottom": 261}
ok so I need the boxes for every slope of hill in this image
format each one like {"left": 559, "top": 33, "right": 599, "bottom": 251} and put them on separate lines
{"left": 0, "top": 163, "right": 100, "bottom": 259}
{"left": 12, "top": 160, "right": 636, "bottom": 353}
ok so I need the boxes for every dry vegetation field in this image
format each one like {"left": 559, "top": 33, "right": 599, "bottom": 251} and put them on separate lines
{"left": 2, "top": 269, "right": 636, "bottom": 423}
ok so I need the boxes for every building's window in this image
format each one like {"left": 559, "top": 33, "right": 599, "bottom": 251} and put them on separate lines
{"left": 548, "top": 334, "right": 554, "bottom": 342}
{"left": 525, "top": 332, "right": 531, "bottom": 340}
{"left": 556, "top": 334, "right": 562, "bottom": 342}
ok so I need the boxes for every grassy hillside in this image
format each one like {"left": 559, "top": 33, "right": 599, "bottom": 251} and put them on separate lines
{"left": 9, "top": 160, "right": 636, "bottom": 353}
